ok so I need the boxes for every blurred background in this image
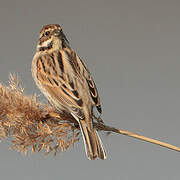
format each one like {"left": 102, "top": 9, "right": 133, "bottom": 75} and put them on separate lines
{"left": 0, "top": 0, "right": 179, "bottom": 179}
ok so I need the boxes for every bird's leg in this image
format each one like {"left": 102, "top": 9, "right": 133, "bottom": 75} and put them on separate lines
{"left": 40, "top": 105, "right": 59, "bottom": 123}
{"left": 93, "top": 114, "right": 104, "bottom": 124}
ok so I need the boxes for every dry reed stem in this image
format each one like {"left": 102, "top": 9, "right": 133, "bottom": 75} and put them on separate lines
{"left": 0, "top": 75, "right": 179, "bottom": 157}
{"left": 48, "top": 112, "right": 180, "bottom": 152}
{"left": 93, "top": 123, "right": 180, "bottom": 152}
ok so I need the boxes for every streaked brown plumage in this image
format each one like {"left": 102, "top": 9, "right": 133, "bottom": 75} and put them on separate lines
{"left": 32, "top": 24, "right": 106, "bottom": 160}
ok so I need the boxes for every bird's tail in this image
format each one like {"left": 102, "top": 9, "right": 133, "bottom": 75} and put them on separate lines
{"left": 78, "top": 119, "right": 107, "bottom": 160}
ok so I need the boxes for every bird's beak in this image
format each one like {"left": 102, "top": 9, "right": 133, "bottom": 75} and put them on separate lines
{"left": 54, "top": 29, "right": 61, "bottom": 37}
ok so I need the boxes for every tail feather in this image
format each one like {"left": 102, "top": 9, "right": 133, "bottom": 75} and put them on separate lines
{"left": 94, "top": 130, "right": 107, "bottom": 159}
{"left": 72, "top": 116, "right": 106, "bottom": 160}
{"left": 71, "top": 113, "right": 106, "bottom": 160}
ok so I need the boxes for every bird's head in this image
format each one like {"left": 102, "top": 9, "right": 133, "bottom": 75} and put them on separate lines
{"left": 37, "top": 24, "right": 69, "bottom": 52}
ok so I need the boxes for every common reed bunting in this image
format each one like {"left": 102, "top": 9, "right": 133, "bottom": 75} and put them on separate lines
{"left": 32, "top": 24, "right": 107, "bottom": 160}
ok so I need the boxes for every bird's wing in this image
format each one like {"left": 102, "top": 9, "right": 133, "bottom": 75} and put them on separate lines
{"left": 76, "top": 54, "right": 102, "bottom": 114}
{"left": 58, "top": 48, "right": 102, "bottom": 114}
{"left": 36, "top": 52, "right": 85, "bottom": 119}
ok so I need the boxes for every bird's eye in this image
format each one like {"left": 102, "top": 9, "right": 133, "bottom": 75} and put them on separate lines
{"left": 44, "top": 31, "right": 50, "bottom": 36}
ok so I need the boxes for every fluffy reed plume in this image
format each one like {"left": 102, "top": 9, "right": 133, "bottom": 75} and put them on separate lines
{"left": 0, "top": 75, "right": 179, "bottom": 157}
{"left": 0, "top": 75, "right": 80, "bottom": 155}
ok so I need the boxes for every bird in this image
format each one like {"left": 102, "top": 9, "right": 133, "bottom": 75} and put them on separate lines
{"left": 32, "top": 24, "right": 107, "bottom": 160}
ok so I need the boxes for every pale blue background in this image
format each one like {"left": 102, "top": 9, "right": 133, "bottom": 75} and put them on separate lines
{"left": 0, "top": 0, "right": 179, "bottom": 179}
